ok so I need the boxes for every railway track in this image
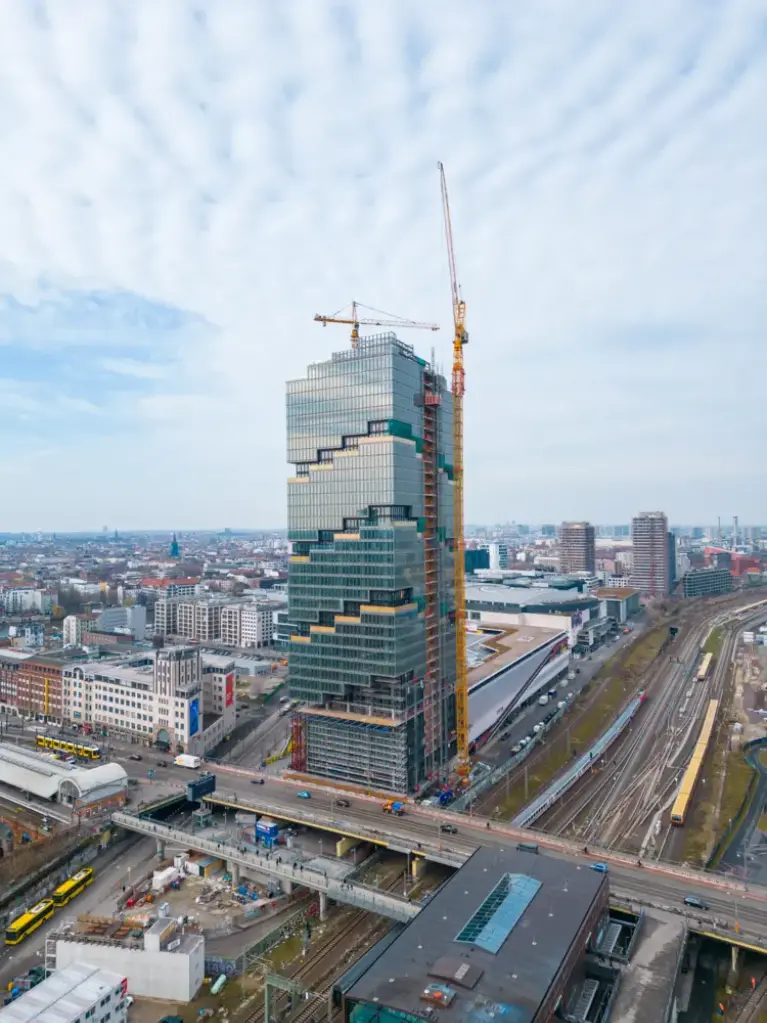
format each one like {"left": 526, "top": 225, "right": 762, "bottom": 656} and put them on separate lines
{"left": 245, "top": 869, "right": 405, "bottom": 1023}
{"left": 473, "top": 596, "right": 766, "bottom": 821}
{"left": 537, "top": 611, "right": 746, "bottom": 856}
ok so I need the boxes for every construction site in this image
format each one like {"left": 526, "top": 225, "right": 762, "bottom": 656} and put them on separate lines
{"left": 286, "top": 165, "right": 470, "bottom": 797}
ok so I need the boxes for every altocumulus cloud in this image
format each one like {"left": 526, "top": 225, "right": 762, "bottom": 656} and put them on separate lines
{"left": 0, "top": 0, "right": 764, "bottom": 530}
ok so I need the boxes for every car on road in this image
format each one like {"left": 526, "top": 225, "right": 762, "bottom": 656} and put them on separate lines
{"left": 590, "top": 862, "right": 608, "bottom": 873}
{"left": 250, "top": 778, "right": 265, "bottom": 785}
{"left": 297, "top": 790, "right": 311, "bottom": 799}
{"left": 440, "top": 823, "right": 458, "bottom": 834}
{"left": 683, "top": 895, "right": 710, "bottom": 910}
{"left": 510, "top": 744, "right": 522, "bottom": 755}
{"left": 128, "top": 754, "right": 142, "bottom": 761}
{"left": 156, "top": 760, "right": 168, "bottom": 767}
{"left": 335, "top": 798, "right": 351, "bottom": 808}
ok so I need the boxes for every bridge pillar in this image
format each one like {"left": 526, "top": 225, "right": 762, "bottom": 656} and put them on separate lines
{"left": 728, "top": 945, "right": 742, "bottom": 986}
{"left": 229, "top": 861, "right": 241, "bottom": 887}
{"left": 156, "top": 839, "right": 165, "bottom": 859}
{"left": 319, "top": 891, "right": 327, "bottom": 922}
{"left": 282, "top": 877, "right": 292, "bottom": 895}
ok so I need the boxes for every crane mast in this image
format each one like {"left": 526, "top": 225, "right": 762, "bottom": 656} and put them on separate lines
{"left": 438, "top": 162, "right": 470, "bottom": 778}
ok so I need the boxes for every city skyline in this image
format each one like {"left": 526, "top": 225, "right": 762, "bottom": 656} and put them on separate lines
{"left": 0, "top": 2, "right": 764, "bottom": 530}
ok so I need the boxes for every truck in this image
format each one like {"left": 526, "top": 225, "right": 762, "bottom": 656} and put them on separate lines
{"left": 174, "top": 754, "right": 201, "bottom": 769}
{"left": 382, "top": 800, "right": 405, "bottom": 816}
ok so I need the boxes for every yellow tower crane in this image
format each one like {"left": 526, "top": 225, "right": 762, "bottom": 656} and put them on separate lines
{"left": 438, "top": 161, "right": 470, "bottom": 779}
{"left": 314, "top": 301, "right": 439, "bottom": 350}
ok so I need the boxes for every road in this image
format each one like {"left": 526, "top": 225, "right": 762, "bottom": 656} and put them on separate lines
{"left": 121, "top": 759, "right": 767, "bottom": 940}
{"left": 0, "top": 836, "right": 156, "bottom": 990}
{"left": 479, "top": 622, "right": 645, "bottom": 767}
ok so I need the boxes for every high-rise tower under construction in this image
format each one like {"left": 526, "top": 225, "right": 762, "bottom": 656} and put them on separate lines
{"left": 286, "top": 332, "right": 457, "bottom": 794}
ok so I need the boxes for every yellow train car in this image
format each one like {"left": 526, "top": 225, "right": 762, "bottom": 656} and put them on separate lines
{"left": 670, "top": 699, "right": 719, "bottom": 825}
{"left": 696, "top": 652, "right": 713, "bottom": 683}
{"left": 35, "top": 735, "right": 102, "bottom": 760}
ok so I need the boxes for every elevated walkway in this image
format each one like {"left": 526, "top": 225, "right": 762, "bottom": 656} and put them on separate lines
{"left": 110, "top": 811, "right": 420, "bottom": 923}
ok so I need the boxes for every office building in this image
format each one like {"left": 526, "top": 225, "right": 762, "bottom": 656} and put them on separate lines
{"left": 479, "top": 542, "right": 509, "bottom": 571}
{"left": 61, "top": 646, "right": 235, "bottom": 754}
{"left": 630, "top": 512, "right": 670, "bottom": 597}
{"left": 0, "top": 962, "right": 127, "bottom": 1023}
{"left": 287, "top": 333, "right": 456, "bottom": 793}
{"left": 97, "top": 605, "right": 147, "bottom": 639}
{"left": 464, "top": 548, "right": 490, "bottom": 575}
{"left": 558, "top": 522, "right": 596, "bottom": 574}
{"left": 682, "top": 568, "right": 734, "bottom": 598}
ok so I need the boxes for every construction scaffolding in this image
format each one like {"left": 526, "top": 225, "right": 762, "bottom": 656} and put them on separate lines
{"left": 422, "top": 369, "right": 443, "bottom": 778}
{"left": 303, "top": 712, "right": 409, "bottom": 794}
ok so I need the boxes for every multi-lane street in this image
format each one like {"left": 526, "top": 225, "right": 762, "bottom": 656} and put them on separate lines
{"left": 119, "top": 758, "right": 767, "bottom": 943}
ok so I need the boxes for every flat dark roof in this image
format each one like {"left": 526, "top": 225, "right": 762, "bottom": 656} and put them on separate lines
{"left": 345, "top": 846, "right": 606, "bottom": 1023}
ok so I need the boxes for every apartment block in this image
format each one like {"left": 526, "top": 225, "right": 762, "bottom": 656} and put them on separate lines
{"left": 220, "top": 603, "right": 275, "bottom": 648}
{"left": 630, "top": 512, "right": 670, "bottom": 597}
{"left": 559, "top": 522, "right": 596, "bottom": 574}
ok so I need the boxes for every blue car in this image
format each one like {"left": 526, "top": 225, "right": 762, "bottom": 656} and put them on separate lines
{"left": 590, "top": 862, "right": 608, "bottom": 873}
{"left": 297, "top": 790, "right": 311, "bottom": 799}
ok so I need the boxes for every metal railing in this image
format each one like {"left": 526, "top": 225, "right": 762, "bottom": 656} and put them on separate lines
{"left": 110, "top": 811, "right": 419, "bottom": 923}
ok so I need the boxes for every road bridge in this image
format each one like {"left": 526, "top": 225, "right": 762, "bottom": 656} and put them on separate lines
{"left": 110, "top": 811, "right": 419, "bottom": 924}
{"left": 196, "top": 783, "right": 767, "bottom": 942}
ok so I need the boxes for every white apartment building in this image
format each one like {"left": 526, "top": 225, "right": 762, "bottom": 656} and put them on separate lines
{"left": 0, "top": 962, "right": 127, "bottom": 1023}
{"left": 61, "top": 647, "right": 235, "bottom": 754}
{"left": 220, "top": 603, "right": 275, "bottom": 648}
{"left": 155, "top": 598, "right": 227, "bottom": 642}
{"left": 0, "top": 588, "right": 54, "bottom": 614}
{"left": 63, "top": 615, "right": 85, "bottom": 647}
{"left": 153, "top": 598, "right": 178, "bottom": 636}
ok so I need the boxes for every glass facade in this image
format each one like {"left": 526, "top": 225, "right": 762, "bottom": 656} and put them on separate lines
{"left": 286, "top": 333, "right": 456, "bottom": 792}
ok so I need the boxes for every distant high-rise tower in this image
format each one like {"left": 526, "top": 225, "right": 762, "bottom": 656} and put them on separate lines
{"left": 170, "top": 533, "right": 180, "bottom": 559}
{"left": 667, "top": 531, "right": 677, "bottom": 592}
{"left": 630, "top": 512, "right": 670, "bottom": 597}
{"left": 286, "top": 333, "right": 457, "bottom": 794}
{"left": 559, "top": 522, "right": 596, "bottom": 574}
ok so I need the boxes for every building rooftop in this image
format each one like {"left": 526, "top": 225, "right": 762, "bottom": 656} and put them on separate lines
{"left": 466, "top": 583, "right": 597, "bottom": 611}
{"left": 0, "top": 743, "right": 127, "bottom": 803}
{"left": 345, "top": 846, "right": 606, "bottom": 1023}
{"left": 0, "top": 961, "right": 124, "bottom": 1023}
{"left": 592, "top": 587, "right": 640, "bottom": 599}
{"left": 467, "top": 628, "right": 567, "bottom": 744}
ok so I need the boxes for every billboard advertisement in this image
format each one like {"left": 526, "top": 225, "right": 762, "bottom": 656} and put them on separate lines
{"left": 225, "top": 672, "right": 234, "bottom": 708}
{"left": 189, "top": 696, "right": 200, "bottom": 736}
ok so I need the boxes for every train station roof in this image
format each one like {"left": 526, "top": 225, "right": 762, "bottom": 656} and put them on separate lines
{"left": 344, "top": 845, "right": 607, "bottom": 1023}
{"left": 0, "top": 742, "right": 127, "bottom": 804}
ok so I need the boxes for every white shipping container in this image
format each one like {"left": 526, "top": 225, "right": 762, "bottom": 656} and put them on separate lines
{"left": 153, "top": 866, "right": 179, "bottom": 891}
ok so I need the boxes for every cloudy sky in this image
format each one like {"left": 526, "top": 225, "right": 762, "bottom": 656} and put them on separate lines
{"left": 0, "top": 1, "right": 765, "bottom": 532}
